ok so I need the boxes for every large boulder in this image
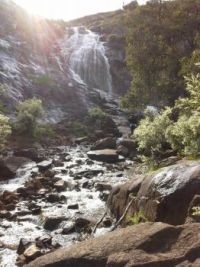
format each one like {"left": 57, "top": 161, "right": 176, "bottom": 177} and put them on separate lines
{"left": 14, "top": 148, "right": 44, "bottom": 163}
{"left": 87, "top": 149, "right": 121, "bottom": 163}
{"left": 0, "top": 156, "right": 31, "bottom": 181}
{"left": 116, "top": 138, "right": 137, "bottom": 158}
{"left": 27, "top": 222, "right": 200, "bottom": 267}
{"left": 108, "top": 160, "right": 200, "bottom": 225}
{"left": 91, "top": 137, "right": 117, "bottom": 150}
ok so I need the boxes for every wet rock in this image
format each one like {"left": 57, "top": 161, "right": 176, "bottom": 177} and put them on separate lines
{"left": 117, "top": 138, "right": 137, "bottom": 158}
{"left": 37, "top": 160, "right": 53, "bottom": 172}
{"left": 0, "top": 157, "right": 31, "bottom": 180}
{"left": 187, "top": 194, "right": 200, "bottom": 223}
{"left": 91, "top": 137, "right": 116, "bottom": 150}
{"left": 62, "top": 221, "right": 76, "bottom": 235}
{"left": 36, "top": 235, "right": 52, "bottom": 248}
{"left": 44, "top": 169, "right": 55, "bottom": 178}
{"left": 99, "top": 191, "right": 109, "bottom": 202}
{"left": 53, "top": 159, "right": 64, "bottom": 167}
{"left": 14, "top": 148, "right": 44, "bottom": 163}
{"left": 27, "top": 222, "right": 200, "bottom": 267}
{"left": 0, "top": 210, "right": 12, "bottom": 219}
{"left": 73, "top": 169, "right": 104, "bottom": 180}
{"left": 137, "top": 161, "right": 200, "bottom": 225}
{"left": 23, "top": 244, "right": 42, "bottom": 260}
{"left": 87, "top": 149, "right": 119, "bottom": 163}
{"left": 43, "top": 215, "right": 66, "bottom": 231}
{"left": 1, "top": 190, "right": 19, "bottom": 204}
{"left": 109, "top": 160, "right": 200, "bottom": 225}
{"left": 37, "top": 188, "right": 49, "bottom": 196}
{"left": 47, "top": 193, "right": 61, "bottom": 203}
{"left": 108, "top": 176, "right": 144, "bottom": 221}
{"left": 75, "top": 217, "right": 91, "bottom": 229}
{"left": 17, "top": 238, "right": 33, "bottom": 255}
{"left": 103, "top": 217, "right": 112, "bottom": 227}
{"left": 74, "top": 137, "right": 88, "bottom": 145}
{"left": 28, "top": 203, "right": 41, "bottom": 215}
{"left": 95, "top": 183, "right": 112, "bottom": 192}
{"left": 54, "top": 180, "right": 67, "bottom": 192}
{"left": 68, "top": 203, "right": 79, "bottom": 210}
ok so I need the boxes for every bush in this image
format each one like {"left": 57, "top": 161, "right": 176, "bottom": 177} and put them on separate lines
{"left": 0, "top": 114, "right": 11, "bottom": 148}
{"left": 133, "top": 108, "right": 172, "bottom": 160}
{"left": 166, "top": 111, "right": 200, "bottom": 157}
{"left": 15, "top": 98, "right": 44, "bottom": 136}
{"left": 32, "top": 75, "right": 55, "bottom": 87}
{"left": 33, "top": 124, "right": 55, "bottom": 140}
{"left": 71, "top": 121, "right": 88, "bottom": 137}
{"left": 88, "top": 107, "right": 107, "bottom": 121}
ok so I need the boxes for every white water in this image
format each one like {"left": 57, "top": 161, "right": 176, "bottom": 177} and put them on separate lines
{"left": 61, "top": 27, "right": 113, "bottom": 96}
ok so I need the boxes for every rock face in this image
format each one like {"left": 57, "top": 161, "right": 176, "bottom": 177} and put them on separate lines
{"left": 0, "top": 0, "right": 130, "bottom": 121}
{"left": 108, "top": 160, "right": 200, "bottom": 225}
{"left": 27, "top": 222, "right": 200, "bottom": 267}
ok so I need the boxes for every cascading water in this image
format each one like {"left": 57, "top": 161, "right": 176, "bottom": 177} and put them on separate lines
{"left": 61, "top": 27, "right": 112, "bottom": 96}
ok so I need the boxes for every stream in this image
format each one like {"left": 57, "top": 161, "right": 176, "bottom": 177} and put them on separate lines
{"left": 0, "top": 145, "right": 133, "bottom": 267}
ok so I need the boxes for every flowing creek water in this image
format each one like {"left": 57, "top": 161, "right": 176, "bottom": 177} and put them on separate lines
{"left": 0, "top": 145, "right": 133, "bottom": 267}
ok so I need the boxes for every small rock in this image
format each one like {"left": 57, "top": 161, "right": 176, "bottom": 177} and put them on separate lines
{"left": 37, "top": 160, "right": 53, "bottom": 172}
{"left": 95, "top": 183, "right": 112, "bottom": 192}
{"left": 43, "top": 215, "right": 66, "bottom": 231}
{"left": 23, "top": 244, "right": 42, "bottom": 260}
{"left": 54, "top": 180, "right": 67, "bottom": 192}
{"left": 62, "top": 221, "right": 75, "bottom": 235}
{"left": 68, "top": 203, "right": 79, "bottom": 210}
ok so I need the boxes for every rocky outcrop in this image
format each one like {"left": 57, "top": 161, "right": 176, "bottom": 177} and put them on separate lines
{"left": 108, "top": 160, "right": 200, "bottom": 225}
{"left": 0, "top": 156, "right": 31, "bottom": 180}
{"left": 27, "top": 222, "right": 200, "bottom": 267}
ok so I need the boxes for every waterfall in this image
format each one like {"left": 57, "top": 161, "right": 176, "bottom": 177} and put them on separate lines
{"left": 61, "top": 27, "right": 112, "bottom": 96}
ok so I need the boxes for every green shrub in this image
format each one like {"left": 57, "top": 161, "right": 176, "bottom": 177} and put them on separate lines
{"left": 32, "top": 75, "right": 55, "bottom": 87}
{"left": 133, "top": 108, "right": 172, "bottom": 159}
{"left": 0, "top": 114, "right": 11, "bottom": 148}
{"left": 127, "top": 210, "right": 147, "bottom": 225}
{"left": 166, "top": 112, "right": 200, "bottom": 157}
{"left": 33, "top": 124, "right": 55, "bottom": 140}
{"left": 88, "top": 107, "right": 107, "bottom": 121}
{"left": 71, "top": 121, "right": 88, "bottom": 137}
{"left": 15, "top": 98, "right": 44, "bottom": 136}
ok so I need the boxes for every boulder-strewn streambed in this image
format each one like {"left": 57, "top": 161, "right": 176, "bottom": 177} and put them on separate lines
{"left": 0, "top": 145, "right": 134, "bottom": 266}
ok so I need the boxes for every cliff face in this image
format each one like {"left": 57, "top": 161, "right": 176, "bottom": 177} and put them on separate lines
{"left": 0, "top": 0, "right": 131, "bottom": 121}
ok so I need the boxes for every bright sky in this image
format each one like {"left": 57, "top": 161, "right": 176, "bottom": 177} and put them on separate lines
{"left": 14, "top": 0, "right": 147, "bottom": 21}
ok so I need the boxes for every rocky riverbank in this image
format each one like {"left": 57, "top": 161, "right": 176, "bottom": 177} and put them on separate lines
{"left": 0, "top": 144, "right": 134, "bottom": 266}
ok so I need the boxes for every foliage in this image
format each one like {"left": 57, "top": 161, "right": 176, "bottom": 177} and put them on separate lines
{"left": 175, "top": 74, "right": 200, "bottom": 114}
{"left": 32, "top": 75, "right": 55, "bottom": 87}
{"left": 71, "top": 121, "right": 88, "bottom": 137}
{"left": 133, "top": 108, "right": 172, "bottom": 159}
{"left": 33, "top": 124, "right": 55, "bottom": 140}
{"left": 166, "top": 111, "right": 200, "bottom": 157}
{"left": 192, "top": 206, "right": 200, "bottom": 216}
{"left": 15, "top": 98, "right": 44, "bottom": 136}
{"left": 122, "top": 0, "right": 200, "bottom": 111}
{"left": 88, "top": 107, "right": 107, "bottom": 121}
{"left": 0, "top": 114, "right": 11, "bottom": 149}
{"left": 127, "top": 210, "right": 147, "bottom": 225}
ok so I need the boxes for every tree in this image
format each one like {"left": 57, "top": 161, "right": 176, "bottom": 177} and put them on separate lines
{"left": 0, "top": 114, "right": 11, "bottom": 149}
{"left": 122, "top": 0, "right": 200, "bottom": 111}
{"left": 15, "top": 98, "right": 44, "bottom": 136}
